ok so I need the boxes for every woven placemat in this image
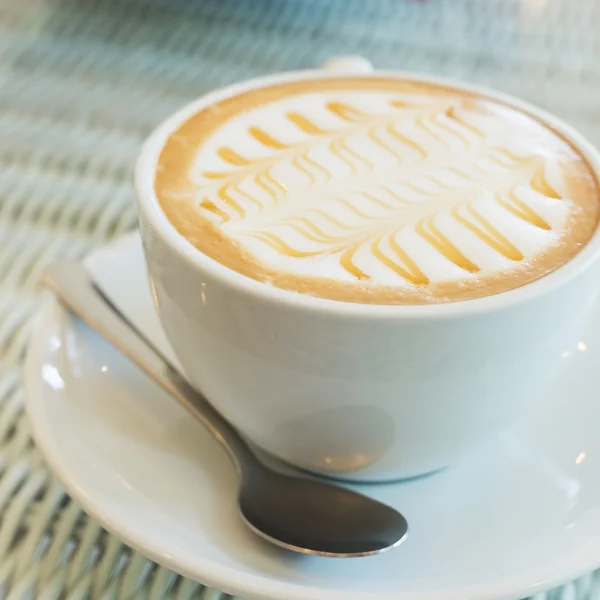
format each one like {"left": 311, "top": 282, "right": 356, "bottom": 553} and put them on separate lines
{"left": 2, "top": 0, "right": 600, "bottom": 596}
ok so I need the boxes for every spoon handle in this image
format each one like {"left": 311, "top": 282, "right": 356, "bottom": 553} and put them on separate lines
{"left": 44, "top": 259, "right": 256, "bottom": 475}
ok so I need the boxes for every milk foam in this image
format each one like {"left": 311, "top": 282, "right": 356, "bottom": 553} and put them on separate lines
{"left": 155, "top": 77, "right": 599, "bottom": 303}
{"left": 186, "top": 90, "right": 571, "bottom": 289}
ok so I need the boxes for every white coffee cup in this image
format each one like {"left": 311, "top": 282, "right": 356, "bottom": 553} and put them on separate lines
{"left": 135, "top": 58, "right": 600, "bottom": 482}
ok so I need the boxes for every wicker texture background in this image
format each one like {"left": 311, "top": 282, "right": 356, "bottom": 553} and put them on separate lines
{"left": 2, "top": 0, "right": 600, "bottom": 597}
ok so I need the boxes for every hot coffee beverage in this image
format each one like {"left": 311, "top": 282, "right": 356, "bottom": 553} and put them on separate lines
{"left": 154, "top": 76, "right": 599, "bottom": 304}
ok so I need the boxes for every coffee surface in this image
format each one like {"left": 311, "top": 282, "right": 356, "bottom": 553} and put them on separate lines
{"left": 155, "top": 76, "right": 600, "bottom": 304}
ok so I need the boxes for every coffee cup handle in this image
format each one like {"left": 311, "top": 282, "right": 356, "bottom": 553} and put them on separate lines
{"left": 321, "top": 55, "right": 374, "bottom": 73}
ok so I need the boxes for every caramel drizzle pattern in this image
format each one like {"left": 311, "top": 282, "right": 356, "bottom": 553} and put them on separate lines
{"left": 199, "top": 101, "right": 438, "bottom": 220}
{"left": 196, "top": 99, "right": 562, "bottom": 284}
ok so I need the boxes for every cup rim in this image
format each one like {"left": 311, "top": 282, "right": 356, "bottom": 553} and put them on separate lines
{"left": 135, "top": 67, "right": 600, "bottom": 319}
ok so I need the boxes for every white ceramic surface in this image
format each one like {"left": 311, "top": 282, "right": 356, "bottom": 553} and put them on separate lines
{"left": 25, "top": 233, "right": 600, "bottom": 600}
{"left": 135, "top": 64, "right": 600, "bottom": 481}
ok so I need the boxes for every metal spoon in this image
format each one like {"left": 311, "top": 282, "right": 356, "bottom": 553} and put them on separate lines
{"left": 44, "top": 259, "right": 408, "bottom": 558}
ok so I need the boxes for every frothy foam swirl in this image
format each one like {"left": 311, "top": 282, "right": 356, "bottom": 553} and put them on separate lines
{"left": 155, "top": 77, "right": 599, "bottom": 304}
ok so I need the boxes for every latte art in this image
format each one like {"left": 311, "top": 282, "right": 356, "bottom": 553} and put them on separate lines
{"left": 155, "top": 77, "right": 599, "bottom": 304}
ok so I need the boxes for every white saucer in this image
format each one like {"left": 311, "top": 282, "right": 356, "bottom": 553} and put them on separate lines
{"left": 25, "top": 233, "right": 600, "bottom": 600}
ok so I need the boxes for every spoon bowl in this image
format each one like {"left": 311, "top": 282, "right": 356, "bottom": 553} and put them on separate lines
{"left": 239, "top": 470, "right": 408, "bottom": 556}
